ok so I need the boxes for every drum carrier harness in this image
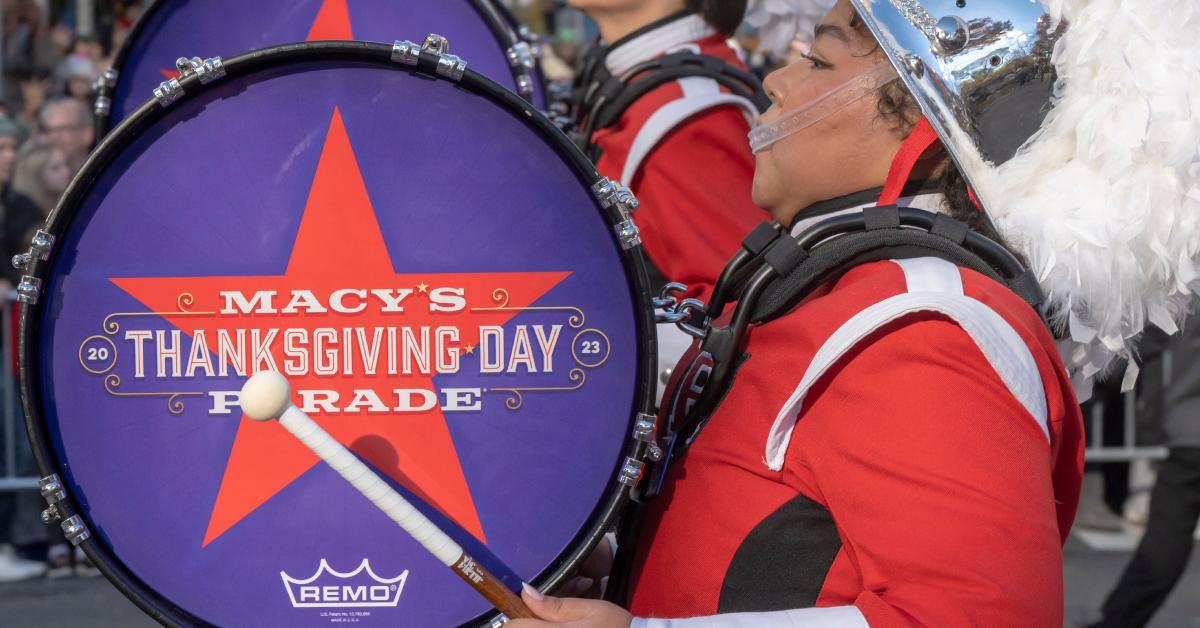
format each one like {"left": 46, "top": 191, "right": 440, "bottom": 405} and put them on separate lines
{"left": 555, "top": 33, "right": 770, "bottom": 161}
{"left": 605, "top": 205, "right": 1050, "bottom": 603}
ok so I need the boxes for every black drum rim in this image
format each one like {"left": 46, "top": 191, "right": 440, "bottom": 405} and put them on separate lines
{"left": 31, "top": 40, "right": 656, "bottom": 627}
{"left": 94, "top": 0, "right": 543, "bottom": 137}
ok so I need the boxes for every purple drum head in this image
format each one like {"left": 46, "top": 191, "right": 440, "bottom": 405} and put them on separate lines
{"left": 102, "top": 0, "right": 545, "bottom": 133}
{"left": 31, "top": 46, "right": 645, "bottom": 626}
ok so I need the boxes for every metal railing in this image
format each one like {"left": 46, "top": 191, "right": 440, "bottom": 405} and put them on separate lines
{"left": 1, "top": 289, "right": 36, "bottom": 491}
{"left": 1084, "top": 390, "right": 1168, "bottom": 463}
{"left": 1083, "top": 350, "right": 1172, "bottom": 463}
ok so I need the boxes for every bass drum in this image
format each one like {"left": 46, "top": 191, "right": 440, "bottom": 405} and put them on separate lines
{"left": 21, "top": 40, "right": 653, "bottom": 626}
{"left": 95, "top": 0, "right": 546, "bottom": 136}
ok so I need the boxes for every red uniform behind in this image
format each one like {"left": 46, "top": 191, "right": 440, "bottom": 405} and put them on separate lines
{"left": 589, "top": 13, "right": 763, "bottom": 300}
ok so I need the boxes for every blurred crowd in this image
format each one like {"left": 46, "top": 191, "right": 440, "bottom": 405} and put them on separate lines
{"left": 0, "top": 0, "right": 145, "bottom": 584}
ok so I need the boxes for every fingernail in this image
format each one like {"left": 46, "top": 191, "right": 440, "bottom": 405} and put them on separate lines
{"left": 522, "top": 582, "right": 544, "bottom": 601}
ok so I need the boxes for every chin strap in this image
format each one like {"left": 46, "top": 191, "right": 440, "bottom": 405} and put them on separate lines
{"left": 878, "top": 117, "right": 984, "bottom": 211}
{"left": 877, "top": 117, "right": 941, "bottom": 206}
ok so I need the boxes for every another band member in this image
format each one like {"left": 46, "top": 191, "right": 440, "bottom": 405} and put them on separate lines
{"left": 565, "top": 0, "right": 766, "bottom": 384}
{"left": 566, "top": 0, "right": 761, "bottom": 299}
{"left": 511, "top": 0, "right": 1199, "bottom": 625}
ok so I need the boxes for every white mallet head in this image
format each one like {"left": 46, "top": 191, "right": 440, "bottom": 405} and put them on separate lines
{"left": 240, "top": 371, "right": 293, "bottom": 422}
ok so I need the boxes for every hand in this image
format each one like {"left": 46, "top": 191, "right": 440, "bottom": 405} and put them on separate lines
{"left": 507, "top": 584, "right": 633, "bottom": 628}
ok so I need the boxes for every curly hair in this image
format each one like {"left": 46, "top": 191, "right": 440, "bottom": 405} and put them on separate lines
{"left": 685, "top": 0, "right": 747, "bottom": 38}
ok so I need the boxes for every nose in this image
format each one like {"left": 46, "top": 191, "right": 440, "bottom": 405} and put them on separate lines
{"left": 762, "top": 67, "right": 785, "bottom": 106}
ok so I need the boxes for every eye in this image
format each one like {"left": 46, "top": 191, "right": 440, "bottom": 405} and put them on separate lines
{"left": 800, "top": 52, "right": 832, "bottom": 70}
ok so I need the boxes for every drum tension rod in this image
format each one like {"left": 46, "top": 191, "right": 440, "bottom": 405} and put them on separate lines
{"left": 153, "top": 55, "right": 225, "bottom": 108}
{"left": 38, "top": 474, "right": 91, "bottom": 546}
{"left": 633, "top": 413, "right": 664, "bottom": 462}
{"left": 12, "top": 229, "right": 54, "bottom": 304}
{"left": 593, "top": 178, "right": 643, "bottom": 250}
{"left": 391, "top": 34, "right": 468, "bottom": 82}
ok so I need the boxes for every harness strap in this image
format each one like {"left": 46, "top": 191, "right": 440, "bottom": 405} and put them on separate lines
{"left": 764, "top": 257, "right": 1050, "bottom": 471}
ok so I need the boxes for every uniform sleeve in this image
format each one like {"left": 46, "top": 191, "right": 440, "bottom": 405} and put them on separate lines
{"left": 795, "top": 313, "right": 1064, "bottom": 627}
{"left": 632, "top": 606, "right": 868, "bottom": 627}
{"left": 630, "top": 105, "right": 764, "bottom": 300}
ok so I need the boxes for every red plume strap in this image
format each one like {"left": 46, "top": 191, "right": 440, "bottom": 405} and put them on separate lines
{"left": 877, "top": 117, "right": 941, "bottom": 206}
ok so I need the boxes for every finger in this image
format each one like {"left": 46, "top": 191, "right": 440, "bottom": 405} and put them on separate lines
{"left": 521, "top": 584, "right": 592, "bottom": 622}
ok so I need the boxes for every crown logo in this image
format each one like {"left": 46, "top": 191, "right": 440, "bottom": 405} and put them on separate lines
{"left": 280, "top": 559, "right": 409, "bottom": 608}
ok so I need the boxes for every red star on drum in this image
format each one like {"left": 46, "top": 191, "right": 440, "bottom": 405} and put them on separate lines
{"left": 111, "top": 108, "right": 569, "bottom": 547}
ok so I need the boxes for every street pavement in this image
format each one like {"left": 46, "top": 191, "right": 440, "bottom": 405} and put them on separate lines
{"left": 0, "top": 536, "right": 1197, "bottom": 627}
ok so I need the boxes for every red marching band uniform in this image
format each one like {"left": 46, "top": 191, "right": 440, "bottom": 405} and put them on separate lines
{"left": 581, "top": 12, "right": 764, "bottom": 302}
{"left": 631, "top": 250, "right": 1084, "bottom": 626}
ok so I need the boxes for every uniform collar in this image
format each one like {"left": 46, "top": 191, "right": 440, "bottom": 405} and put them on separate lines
{"left": 604, "top": 12, "right": 715, "bottom": 77}
{"left": 788, "top": 182, "right": 944, "bottom": 236}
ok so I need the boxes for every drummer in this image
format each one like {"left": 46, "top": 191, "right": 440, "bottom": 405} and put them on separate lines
{"left": 504, "top": 0, "right": 1200, "bottom": 623}
{"left": 566, "top": 0, "right": 763, "bottom": 301}
{"left": 565, "top": 0, "right": 765, "bottom": 389}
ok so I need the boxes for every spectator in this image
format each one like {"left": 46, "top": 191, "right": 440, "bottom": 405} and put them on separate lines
{"left": 0, "top": 116, "right": 41, "bottom": 284}
{"left": 17, "top": 73, "right": 51, "bottom": 134}
{"left": 37, "top": 97, "right": 94, "bottom": 173}
{"left": 2, "top": 0, "right": 62, "bottom": 114}
{"left": 56, "top": 54, "right": 97, "bottom": 103}
{"left": 69, "top": 34, "right": 104, "bottom": 72}
{"left": 1090, "top": 323, "right": 1200, "bottom": 627}
{"left": 0, "top": 114, "right": 46, "bottom": 583}
{"left": 13, "top": 142, "right": 71, "bottom": 215}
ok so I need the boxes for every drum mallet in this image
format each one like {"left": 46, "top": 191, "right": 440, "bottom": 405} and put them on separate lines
{"left": 239, "top": 371, "right": 534, "bottom": 620}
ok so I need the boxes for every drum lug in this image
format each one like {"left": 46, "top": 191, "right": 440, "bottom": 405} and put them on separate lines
{"left": 422, "top": 34, "right": 468, "bottom": 82}
{"left": 153, "top": 78, "right": 184, "bottom": 108}
{"left": 41, "top": 504, "right": 62, "bottom": 525}
{"left": 96, "top": 67, "right": 118, "bottom": 89}
{"left": 614, "top": 219, "right": 641, "bottom": 251}
{"left": 489, "top": 615, "right": 509, "bottom": 627}
{"left": 32, "top": 229, "right": 54, "bottom": 259}
{"left": 517, "top": 25, "right": 542, "bottom": 58}
{"left": 633, "top": 413, "right": 664, "bottom": 462}
{"left": 592, "top": 178, "right": 640, "bottom": 212}
{"left": 12, "top": 229, "right": 54, "bottom": 272}
{"left": 507, "top": 42, "right": 535, "bottom": 71}
{"left": 154, "top": 56, "right": 224, "bottom": 107}
{"left": 16, "top": 275, "right": 42, "bottom": 305}
{"left": 507, "top": 42, "right": 536, "bottom": 98}
{"left": 176, "top": 56, "right": 226, "bottom": 85}
{"left": 39, "top": 474, "right": 66, "bottom": 504}
{"left": 618, "top": 457, "right": 645, "bottom": 488}
{"left": 394, "top": 35, "right": 469, "bottom": 82}
{"left": 38, "top": 475, "right": 67, "bottom": 525}
{"left": 93, "top": 68, "right": 118, "bottom": 117}
{"left": 435, "top": 53, "right": 468, "bottom": 82}
{"left": 515, "top": 73, "right": 535, "bottom": 99}
{"left": 422, "top": 33, "right": 451, "bottom": 56}
{"left": 93, "top": 94, "right": 112, "bottom": 117}
{"left": 61, "top": 515, "right": 91, "bottom": 546}
{"left": 391, "top": 40, "right": 421, "bottom": 66}
{"left": 594, "top": 178, "right": 642, "bottom": 250}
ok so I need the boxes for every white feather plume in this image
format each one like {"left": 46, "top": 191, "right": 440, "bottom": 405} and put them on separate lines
{"left": 745, "top": 0, "right": 838, "bottom": 56}
{"left": 957, "top": 0, "right": 1200, "bottom": 396}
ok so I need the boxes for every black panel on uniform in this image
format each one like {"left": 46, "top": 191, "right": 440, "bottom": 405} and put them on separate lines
{"left": 717, "top": 493, "right": 842, "bottom": 613}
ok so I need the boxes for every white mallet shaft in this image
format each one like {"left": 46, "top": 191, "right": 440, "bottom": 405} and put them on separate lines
{"left": 239, "top": 371, "right": 534, "bottom": 619}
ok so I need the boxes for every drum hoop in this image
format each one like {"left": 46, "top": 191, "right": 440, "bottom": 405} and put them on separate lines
{"left": 32, "top": 40, "right": 656, "bottom": 628}
{"left": 94, "top": 0, "right": 540, "bottom": 137}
